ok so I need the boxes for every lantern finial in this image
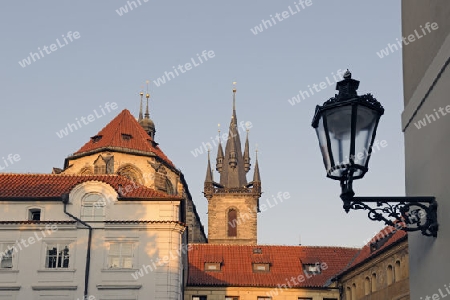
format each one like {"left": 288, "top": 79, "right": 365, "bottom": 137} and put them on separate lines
{"left": 336, "top": 70, "right": 359, "bottom": 100}
{"left": 343, "top": 69, "right": 352, "bottom": 79}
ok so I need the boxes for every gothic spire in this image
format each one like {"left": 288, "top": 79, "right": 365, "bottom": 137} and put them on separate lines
{"left": 216, "top": 125, "right": 224, "bottom": 173}
{"left": 219, "top": 83, "right": 247, "bottom": 188}
{"left": 232, "top": 82, "right": 237, "bottom": 125}
{"left": 205, "top": 149, "right": 213, "bottom": 183}
{"left": 228, "top": 127, "right": 238, "bottom": 168}
{"left": 244, "top": 129, "right": 251, "bottom": 173}
{"left": 253, "top": 149, "right": 261, "bottom": 183}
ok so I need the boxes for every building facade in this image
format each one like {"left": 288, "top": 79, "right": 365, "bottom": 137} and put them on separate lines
{"left": 401, "top": 1, "right": 450, "bottom": 299}
{"left": 0, "top": 98, "right": 205, "bottom": 300}
{"left": 336, "top": 226, "right": 409, "bottom": 300}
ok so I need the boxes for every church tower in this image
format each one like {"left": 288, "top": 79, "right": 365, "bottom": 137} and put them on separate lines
{"left": 204, "top": 84, "right": 261, "bottom": 245}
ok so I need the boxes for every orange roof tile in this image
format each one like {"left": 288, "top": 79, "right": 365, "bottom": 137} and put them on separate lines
{"left": 0, "top": 174, "right": 179, "bottom": 199}
{"left": 73, "top": 109, "right": 174, "bottom": 167}
{"left": 187, "top": 244, "right": 359, "bottom": 288}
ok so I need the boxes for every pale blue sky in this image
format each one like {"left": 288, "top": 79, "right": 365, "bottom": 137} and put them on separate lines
{"left": 0, "top": 1, "right": 405, "bottom": 247}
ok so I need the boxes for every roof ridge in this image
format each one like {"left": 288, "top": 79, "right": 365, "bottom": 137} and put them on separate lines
{"left": 106, "top": 108, "right": 128, "bottom": 146}
{"left": 189, "top": 244, "right": 359, "bottom": 249}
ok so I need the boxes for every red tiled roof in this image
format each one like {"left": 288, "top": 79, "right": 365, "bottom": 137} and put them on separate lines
{"left": 73, "top": 109, "right": 174, "bottom": 167}
{"left": 338, "top": 225, "right": 407, "bottom": 277}
{"left": 0, "top": 221, "right": 76, "bottom": 224}
{"left": 0, "top": 174, "right": 179, "bottom": 199}
{"left": 187, "top": 244, "right": 359, "bottom": 288}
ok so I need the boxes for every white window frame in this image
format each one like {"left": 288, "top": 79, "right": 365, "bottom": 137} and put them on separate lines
{"left": 44, "top": 242, "right": 73, "bottom": 269}
{"left": 81, "top": 193, "right": 106, "bottom": 221}
{"left": 26, "top": 206, "right": 44, "bottom": 220}
{"left": 107, "top": 242, "right": 135, "bottom": 269}
{"left": 0, "top": 243, "right": 16, "bottom": 269}
{"left": 28, "top": 208, "right": 42, "bottom": 221}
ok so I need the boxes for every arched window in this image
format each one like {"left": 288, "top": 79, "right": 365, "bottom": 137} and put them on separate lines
{"left": 81, "top": 193, "right": 106, "bottom": 221}
{"left": 346, "top": 286, "right": 352, "bottom": 300}
{"left": 227, "top": 209, "right": 237, "bottom": 237}
{"left": 165, "top": 178, "right": 175, "bottom": 195}
{"left": 117, "top": 164, "right": 144, "bottom": 185}
{"left": 364, "top": 277, "right": 371, "bottom": 295}
{"left": 371, "top": 273, "right": 377, "bottom": 292}
{"left": 395, "top": 260, "right": 401, "bottom": 281}
{"left": 352, "top": 283, "right": 356, "bottom": 299}
{"left": 387, "top": 265, "right": 394, "bottom": 285}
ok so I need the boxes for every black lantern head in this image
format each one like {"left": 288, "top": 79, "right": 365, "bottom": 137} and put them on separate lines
{"left": 311, "top": 70, "right": 384, "bottom": 182}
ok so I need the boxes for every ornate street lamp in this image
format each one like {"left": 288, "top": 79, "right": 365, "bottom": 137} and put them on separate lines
{"left": 311, "top": 70, "right": 438, "bottom": 237}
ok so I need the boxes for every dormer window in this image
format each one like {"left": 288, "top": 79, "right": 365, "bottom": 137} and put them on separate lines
{"left": 253, "top": 263, "right": 270, "bottom": 272}
{"left": 253, "top": 248, "right": 262, "bottom": 254}
{"left": 28, "top": 208, "right": 41, "bottom": 221}
{"left": 121, "top": 134, "right": 132, "bottom": 141}
{"left": 91, "top": 135, "right": 103, "bottom": 143}
{"left": 205, "top": 262, "right": 221, "bottom": 271}
{"left": 303, "top": 263, "right": 321, "bottom": 274}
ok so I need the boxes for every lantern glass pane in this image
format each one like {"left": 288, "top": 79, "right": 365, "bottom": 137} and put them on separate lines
{"left": 353, "top": 105, "right": 378, "bottom": 168}
{"left": 325, "top": 105, "right": 353, "bottom": 177}
{"left": 315, "top": 118, "right": 332, "bottom": 172}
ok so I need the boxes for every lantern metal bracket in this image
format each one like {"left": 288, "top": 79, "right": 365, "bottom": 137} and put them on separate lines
{"left": 311, "top": 70, "right": 439, "bottom": 237}
{"left": 340, "top": 178, "right": 438, "bottom": 237}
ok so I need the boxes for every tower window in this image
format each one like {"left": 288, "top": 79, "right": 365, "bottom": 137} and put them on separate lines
{"left": 227, "top": 209, "right": 237, "bottom": 237}
{"left": 28, "top": 208, "right": 41, "bottom": 221}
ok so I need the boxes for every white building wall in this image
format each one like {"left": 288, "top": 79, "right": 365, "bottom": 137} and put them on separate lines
{"left": 0, "top": 181, "right": 185, "bottom": 300}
